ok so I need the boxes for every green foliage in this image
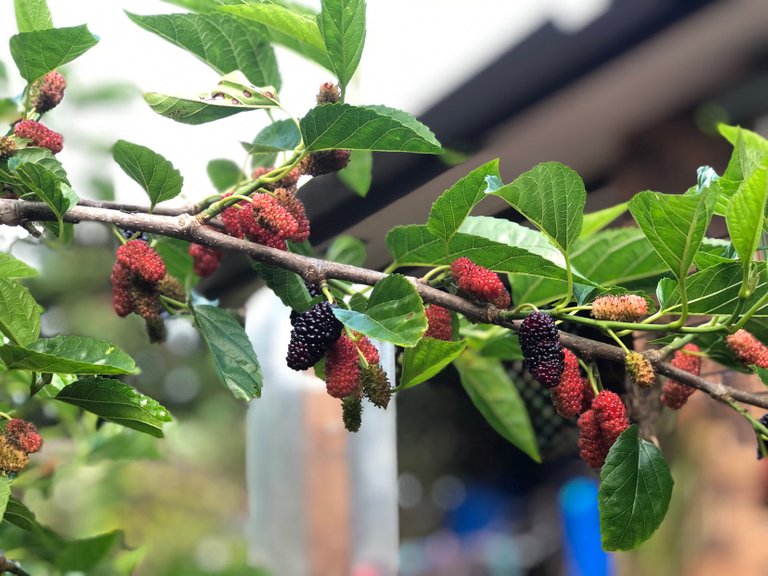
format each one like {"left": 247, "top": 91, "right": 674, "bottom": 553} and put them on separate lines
{"left": 193, "top": 305, "right": 263, "bottom": 400}
{"left": 325, "top": 235, "right": 366, "bottom": 267}
{"left": 56, "top": 378, "right": 172, "bottom": 438}
{"left": 726, "top": 162, "right": 767, "bottom": 265}
{"left": 579, "top": 202, "right": 628, "bottom": 238}
{"left": 332, "top": 274, "right": 427, "bottom": 347}
{"left": 10, "top": 25, "right": 98, "bottom": 81}
{"left": 0, "top": 277, "right": 41, "bottom": 346}
{"left": 338, "top": 149, "right": 372, "bottom": 196}
{"left": 0, "top": 476, "right": 9, "bottom": 523}
{"left": 301, "top": 103, "right": 442, "bottom": 153}
{"left": 454, "top": 352, "right": 540, "bottom": 462}
{"left": 207, "top": 158, "right": 244, "bottom": 192}
{"left": 318, "top": 0, "right": 366, "bottom": 90}
{"left": 14, "top": 0, "right": 53, "bottom": 33}
{"left": 112, "top": 140, "right": 184, "bottom": 209}
{"left": 0, "top": 252, "right": 38, "bottom": 279}
{"left": 242, "top": 119, "right": 301, "bottom": 155}
{"left": 598, "top": 426, "right": 674, "bottom": 551}
{"left": 400, "top": 337, "right": 466, "bottom": 389}
{"left": 127, "top": 12, "right": 281, "bottom": 89}
{"left": 252, "top": 262, "right": 314, "bottom": 312}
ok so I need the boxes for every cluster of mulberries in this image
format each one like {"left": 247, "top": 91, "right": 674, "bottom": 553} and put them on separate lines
{"left": 13, "top": 119, "right": 63, "bottom": 154}
{"left": 726, "top": 329, "right": 768, "bottom": 369}
{"left": 189, "top": 243, "right": 224, "bottom": 277}
{"left": 591, "top": 294, "right": 648, "bottom": 322}
{"left": 286, "top": 301, "right": 343, "bottom": 371}
{"left": 450, "top": 257, "right": 511, "bottom": 309}
{"left": 30, "top": 70, "right": 66, "bottom": 114}
{"left": 577, "top": 390, "right": 629, "bottom": 468}
{"left": 518, "top": 311, "right": 564, "bottom": 388}
{"left": 424, "top": 304, "right": 453, "bottom": 341}
{"left": 0, "top": 419, "right": 43, "bottom": 475}
{"left": 111, "top": 240, "right": 182, "bottom": 343}
{"left": 325, "top": 334, "right": 380, "bottom": 398}
{"left": 625, "top": 351, "right": 655, "bottom": 388}
{"left": 660, "top": 344, "right": 701, "bottom": 410}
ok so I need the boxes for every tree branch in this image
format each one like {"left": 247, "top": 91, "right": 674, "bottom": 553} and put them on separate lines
{"left": 3, "top": 198, "right": 766, "bottom": 410}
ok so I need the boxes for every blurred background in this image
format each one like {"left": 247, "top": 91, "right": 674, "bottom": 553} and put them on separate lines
{"left": 2, "top": 0, "right": 768, "bottom": 574}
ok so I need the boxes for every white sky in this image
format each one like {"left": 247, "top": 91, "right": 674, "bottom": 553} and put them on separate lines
{"left": 0, "top": 0, "right": 610, "bottom": 206}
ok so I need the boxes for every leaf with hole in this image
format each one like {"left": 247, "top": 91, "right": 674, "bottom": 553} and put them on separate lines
{"left": 56, "top": 378, "right": 172, "bottom": 438}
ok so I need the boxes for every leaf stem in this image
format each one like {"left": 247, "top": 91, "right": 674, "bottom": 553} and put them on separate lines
{"left": 607, "top": 329, "right": 630, "bottom": 353}
{"left": 733, "top": 287, "right": 768, "bottom": 330}
{"left": 420, "top": 265, "right": 450, "bottom": 284}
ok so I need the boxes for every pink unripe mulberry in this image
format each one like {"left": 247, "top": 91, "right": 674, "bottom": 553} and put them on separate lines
{"left": 31, "top": 70, "right": 66, "bottom": 113}
{"left": 591, "top": 294, "right": 648, "bottom": 322}
{"left": 14, "top": 120, "right": 63, "bottom": 154}
{"left": 726, "top": 329, "right": 768, "bottom": 369}
{"left": 450, "top": 257, "right": 511, "bottom": 309}
{"left": 660, "top": 344, "right": 701, "bottom": 410}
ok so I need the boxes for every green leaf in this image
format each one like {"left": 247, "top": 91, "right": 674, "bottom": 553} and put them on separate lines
{"left": 726, "top": 162, "right": 767, "bottom": 264}
{"left": 88, "top": 425, "right": 161, "bottom": 463}
{"left": 487, "top": 162, "right": 586, "bottom": 253}
{"left": 14, "top": 0, "right": 53, "bottom": 32}
{"left": 10, "top": 25, "right": 98, "bottom": 81}
{"left": 579, "top": 202, "right": 628, "bottom": 239}
{"left": 193, "top": 305, "right": 262, "bottom": 400}
{"left": 112, "top": 140, "right": 183, "bottom": 209}
{"left": 457, "top": 215, "right": 564, "bottom": 265}
{"left": 319, "top": 0, "right": 366, "bottom": 89}
{"left": 242, "top": 119, "right": 301, "bottom": 155}
{"left": 301, "top": 103, "right": 441, "bottom": 153}
{"left": 154, "top": 237, "right": 197, "bottom": 287}
{"left": 754, "top": 366, "right": 768, "bottom": 386}
{"left": 0, "top": 277, "right": 41, "bottom": 346}
{"left": 0, "top": 476, "right": 10, "bottom": 524}
{"left": 332, "top": 274, "right": 426, "bottom": 347}
{"left": 454, "top": 352, "right": 540, "bottom": 462}
{"left": 6, "top": 147, "right": 68, "bottom": 183}
{"left": 599, "top": 425, "right": 674, "bottom": 551}
{"left": 252, "top": 262, "right": 313, "bottom": 312}
{"left": 56, "top": 531, "right": 123, "bottom": 572}
{"left": 14, "top": 163, "right": 73, "bottom": 227}
{"left": 658, "top": 262, "right": 768, "bottom": 317}
{"left": 126, "top": 12, "right": 281, "bottom": 89}
{"left": 325, "top": 235, "right": 366, "bottom": 267}
{"left": 207, "top": 159, "right": 243, "bottom": 192}
{"left": 427, "top": 160, "right": 500, "bottom": 241}
{"left": 478, "top": 332, "right": 523, "bottom": 360}
{"left": 570, "top": 228, "right": 668, "bottom": 286}
{"left": 144, "top": 92, "right": 248, "bottom": 124}
{"left": 400, "top": 337, "right": 466, "bottom": 389}
{"left": 718, "top": 124, "right": 768, "bottom": 213}
{"left": 0, "top": 335, "right": 137, "bottom": 375}
{"left": 0, "top": 252, "right": 37, "bottom": 279}
{"left": 219, "top": 3, "right": 332, "bottom": 70}
{"left": 56, "top": 377, "right": 172, "bottom": 438}
{"left": 629, "top": 185, "right": 717, "bottom": 280}
{"left": 386, "top": 225, "right": 577, "bottom": 284}
{"left": 337, "top": 149, "right": 372, "bottom": 196}
{"left": 3, "top": 497, "right": 41, "bottom": 532}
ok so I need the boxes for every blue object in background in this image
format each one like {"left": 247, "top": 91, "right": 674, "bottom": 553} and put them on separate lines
{"left": 559, "top": 478, "right": 613, "bottom": 576}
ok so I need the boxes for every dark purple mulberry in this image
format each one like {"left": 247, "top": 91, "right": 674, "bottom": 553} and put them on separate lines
{"left": 518, "top": 312, "right": 564, "bottom": 388}
{"left": 286, "top": 301, "right": 343, "bottom": 371}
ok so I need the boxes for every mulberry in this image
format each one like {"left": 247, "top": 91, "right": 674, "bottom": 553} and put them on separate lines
{"left": 550, "top": 349, "right": 585, "bottom": 419}
{"left": 220, "top": 203, "right": 245, "bottom": 239}
{"left": 116, "top": 240, "right": 166, "bottom": 283}
{"left": 273, "top": 187, "right": 310, "bottom": 242}
{"left": 145, "top": 317, "right": 167, "bottom": 343}
{"left": 286, "top": 301, "right": 343, "bottom": 371}
{"left": 625, "top": 351, "right": 655, "bottom": 388}
{"left": 0, "top": 436, "right": 29, "bottom": 473}
{"left": 5, "top": 419, "right": 43, "bottom": 454}
{"left": 660, "top": 344, "right": 701, "bottom": 410}
{"left": 591, "top": 294, "right": 648, "bottom": 322}
{"left": 301, "top": 149, "right": 351, "bottom": 176}
{"left": 317, "top": 82, "right": 341, "bottom": 104}
{"left": 252, "top": 193, "right": 299, "bottom": 239}
{"left": 424, "top": 304, "right": 453, "bottom": 341}
{"left": 189, "top": 244, "right": 223, "bottom": 277}
{"left": 726, "top": 329, "right": 768, "bottom": 368}
{"left": 518, "top": 311, "right": 564, "bottom": 388}
{"left": 361, "top": 363, "right": 391, "bottom": 408}
{"left": 0, "top": 136, "right": 17, "bottom": 159}
{"left": 450, "top": 257, "right": 511, "bottom": 309}
{"left": 13, "top": 119, "right": 63, "bottom": 154}
{"left": 342, "top": 394, "right": 362, "bottom": 432}
{"left": 325, "top": 335, "right": 361, "bottom": 398}
{"left": 30, "top": 70, "right": 66, "bottom": 113}
{"left": 110, "top": 263, "right": 134, "bottom": 317}
{"left": 577, "top": 391, "right": 629, "bottom": 468}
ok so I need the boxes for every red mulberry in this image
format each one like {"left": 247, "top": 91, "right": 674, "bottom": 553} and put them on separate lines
{"left": 591, "top": 294, "right": 648, "bottom": 322}
{"left": 726, "top": 329, "right": 768, "bottom": 368}
{"left": 660, "top": 344, "right": 701, "bottom": 410}
{"left": 5, "top": 419, "right": 43, "bottom": 454}
{"left": 116, "top": 240, "right": 166, "bottom": 283}
{"left": 450, "top": 257, "right": 511, "bottom": 309}
{"left": 425, "top": 304, "right": 453, "bottom": 341}
{"left": 550, "top": 349, "right": 585, "bottom": 418}
{"left": 189, "top": 244, "right": 223, "bottom": 277}
{"left": 578, "top": 391, "right": 629, "bottom": 468}
{"left": 577, "top": 410, "right": 608, "bottom": 468}
{"left": 14, "top": 120, "right": 63, "bottom": 154}
{"left": 31, "top": 70, "right": 66, "bottom": 113}
{"left": 273, "top": 187, "right": 310, "bottom": 242}
{"left": 325, "top": 335, "right": 362, "bottom": 398}
{"left": 252, "top": 193, "right": 299, "bottom": 239}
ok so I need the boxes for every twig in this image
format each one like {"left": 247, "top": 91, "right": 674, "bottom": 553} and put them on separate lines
{"left": 3, "top": 198, "right": 768, "bottom": 410}
{"left": 0, "top": 556, "right": 30, "bottom": 576}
